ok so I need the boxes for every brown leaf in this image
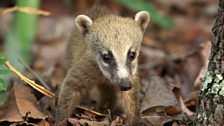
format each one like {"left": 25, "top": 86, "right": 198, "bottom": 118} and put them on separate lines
{"left": 173, "top": 88, "right": 194, "bottom": 116}
{"left": 37, "top": 120, "right": 50, "bottom": 126}
{"left": 13, "top": 84, "right": 46, "bottom": 119}
{"left": 0, "top": 100, "right": 22, "bottom": 122}
{"left": 142, "top": 115, "right": 169, "bottom": 126}
{"left": 179, "top": 51, "right": 204, "bottom": 99}
{"left": 79, "top": 119, "right": 110, "bottom": 126}
{"left": 184, "top": 91, "right": 199, "bottom": 108}
{"left": 0, "top": 84, "right": 46, "bottom": 123}
{"left": 164, "top": 44, "right": 205, "bottom": 99}
{"left": 140, "top": 76, "right": 180, "bottom": 115}
{"left": 58, "top": 118, "right": 81, "bottom": 126}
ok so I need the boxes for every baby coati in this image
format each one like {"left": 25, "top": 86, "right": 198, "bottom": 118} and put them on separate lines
{"left": 56, "top": 6, "right": 150, "bottom": 125}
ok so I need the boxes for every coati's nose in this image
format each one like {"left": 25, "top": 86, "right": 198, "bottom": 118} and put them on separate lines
{"left": 119, "top": 78, "right": 132, "bottom": 91}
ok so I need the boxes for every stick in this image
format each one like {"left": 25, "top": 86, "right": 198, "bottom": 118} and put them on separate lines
{"left": 18, "top": 59, "right": 51, "bottom": 91}
{"left": 5, "top": 61, "right": 56, "bottom": 99}
{"left": 1, "top": 6, "right": 50, "bottom": 16}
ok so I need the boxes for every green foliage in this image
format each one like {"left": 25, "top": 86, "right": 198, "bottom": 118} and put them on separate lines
{"left": 0, "top": 53, "right": 8, "bottom": 65}
{"left": 0, "top": 92, "right": 8, "bottom": 106}
{"left": 0, "top": 53, "right": 10, "bottom": 105}
{"left": 113, "top": 0, "right": 175, "bottom": 29}
{"left": 0, "top": 54, "right": 11, "bottom": 91}
{"left": 0, "top": 69, "right": 12, "bottom": 75}
{"left": 4, "top": 0, "right": 40, "bottom": 72}
{"left": 0, "top": 79, "right": 7, "bottom": 91}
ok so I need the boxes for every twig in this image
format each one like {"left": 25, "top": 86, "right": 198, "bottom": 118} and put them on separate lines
{"left": 5, "top": 61, "right": 56, "bottom": 99}
{"left": 108, "top": 109, "right": 112, "bottom": 122}
{"left": 79, "top": 119, "right": 109, "bottom": 126}
{"left": 75, "top": 113, "right": 93, "bottom": 121}
{"left": 76, "top": 105, "right": 107, "bottom": 116}
{"left": 1, "top": 6, "right": 50, "bottom": 16}
{"left": 18, "top": 58, "right": 51, "bottom": 91}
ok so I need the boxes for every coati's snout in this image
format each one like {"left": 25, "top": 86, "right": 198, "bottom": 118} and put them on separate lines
{"left": 119, "top": 78, "right": 132, "bottom": 91}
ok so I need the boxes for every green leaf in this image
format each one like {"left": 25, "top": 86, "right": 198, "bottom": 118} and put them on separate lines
{"left": 0, "top": 53, "right": 7, "bottom": 66}
{"left": 113, "top": 0, "right": 175, "bottom": 29}
{"left": 0, "top": 91, "right": 8, "bottom": 106}
{"left": 0, "top": 69, "right": 12, "bottom": 75}
{"left": 0, "top": 79, "right": 7, "bottom": 91}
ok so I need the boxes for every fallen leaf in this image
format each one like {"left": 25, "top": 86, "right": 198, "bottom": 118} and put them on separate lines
{"left": 142, "top": 115, "right": 170, "bottom": 126}
{"left": 0, "top": 99, "right": 22, "bottom": 122}
{"left": 37, "top": 119, "right": 50, "bottom": 126}
{"left": 13, "top": 84, "right": 47, "bottom": 119}
{"left": 163, "top": 44, "right": 205, "bottom": 99}
{"left": 173, "top": 88, "right": 194, "bottom": 116}
{"left": 79, "top": 119, "right": 110, "bottom": 126}
{"left": 140, "top": 76, "right": 180, "bottom": 115}
{"left": 184, "top": 91, "right": 199, "bottom": 109}
{"left": 58, "top": 118, "right": 81, "bottom": 126}
{"left": 0, "top": 83, "right": 46, "bottom": 123}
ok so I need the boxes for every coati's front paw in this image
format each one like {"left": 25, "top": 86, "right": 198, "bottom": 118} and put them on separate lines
{"left": 120, "top": 114, "right": 136, "bottom": 126}
{"left": 111, "top": 116, "right": 125, "bottom": 125}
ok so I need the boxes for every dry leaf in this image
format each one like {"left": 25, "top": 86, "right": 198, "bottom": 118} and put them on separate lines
{"left": 142, "top": 115, "right": 170, "bottom": 126}
{"left": 173, "top": 88, "right": 194, "bottom": 116}
{"left": 0, "top": 84, "right": 46, "bottom": 123}
{"left": 58, "top": 118, "right": 81, "bottom": 126}
{"left": 37, "top": 120, "right": 50, "bottom": 126}
{"left": 0, "top": 99, "right": 23, "bottom": 122}
{"left": 140, "top": 76, "right": 179, "bottom": 115}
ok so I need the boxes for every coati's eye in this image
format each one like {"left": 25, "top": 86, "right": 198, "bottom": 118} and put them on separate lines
{"left": 128, "top": 51, "right": 136, "bottom": 61}
{"left": 102, "top": 52, "right": 112, "bottom": 63}
{"left": 102, "top": 54, "right": 110, "bottom": 63}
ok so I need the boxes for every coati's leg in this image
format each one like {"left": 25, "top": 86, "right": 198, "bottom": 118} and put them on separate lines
{"left": 97, "top": 84, "right": 117, "bottom": 112}
{"left": 122, "top": 90, "right": 139, "bottom": 125}
{"left": 56, "top": 69, "right": 85, "bottom": 124}
{"left": 115, "top": 84, "right": 140, "bottom": 126}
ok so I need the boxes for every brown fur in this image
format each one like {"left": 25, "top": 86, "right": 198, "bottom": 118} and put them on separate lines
{"left": 56, "top": 6, "right": 149, "bottom": 125}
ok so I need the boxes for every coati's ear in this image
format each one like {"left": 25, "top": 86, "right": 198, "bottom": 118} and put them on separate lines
{"left": 75, "top": 15, "right": 93, "bottom": 35}
{"left": 134, "top": 11, "right": 150, "bottom": 32}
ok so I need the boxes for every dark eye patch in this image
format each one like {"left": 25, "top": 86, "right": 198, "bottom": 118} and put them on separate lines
{"left": 100, "top": 50, "right": 117, "bottom": 79}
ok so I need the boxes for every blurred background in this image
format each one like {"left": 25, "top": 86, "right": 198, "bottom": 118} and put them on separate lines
{"left": 0, "top": 0, "right": 218, "bottom": 125}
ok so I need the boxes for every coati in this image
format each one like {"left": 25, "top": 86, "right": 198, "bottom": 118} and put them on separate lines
{"left": 56, "top": 6, "right": 150, "bottom": 125}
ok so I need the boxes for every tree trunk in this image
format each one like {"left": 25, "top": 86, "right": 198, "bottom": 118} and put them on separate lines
{"left": 197, "top": 0, "right": 224, "bottom": 125}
